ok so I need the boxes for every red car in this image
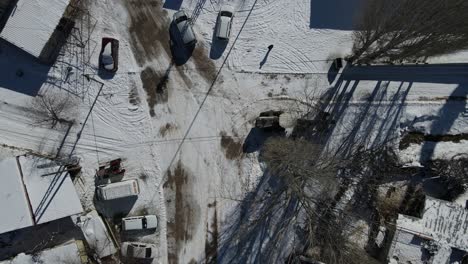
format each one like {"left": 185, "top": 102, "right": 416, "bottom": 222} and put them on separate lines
{"left": 100, "top": 38, "right": 119, "bottom": 72}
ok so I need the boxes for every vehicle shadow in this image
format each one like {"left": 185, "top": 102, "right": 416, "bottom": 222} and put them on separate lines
{"left": 209, "top": 34, "right": 228, "bottom": 60}
{"left": 163, "top": 0, "right": 184, "bottom": 10}
{"left": 97, "top": 66, "right": 116, "bottom": 80}
{"left": 169, "top": 22, "right": 195, "bottom": 66}
{"left": 121, "top": 257, "right": 153, "bottom": 264}
{"left": 242, "top": 127, "right": 285, "bottom": 153}
{"left": 94, "top": 195, "right": 138, "bottom": 219}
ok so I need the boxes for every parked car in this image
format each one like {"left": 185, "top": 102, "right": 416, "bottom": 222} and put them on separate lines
{"left": 255, "top": 110, "right": 283, "bottom": 129}
{"left": 215, "top": 7, "right": 234, "bottom": 40}
{"left": 122, "top": 215, "right": 158, "bottom": 231}
{"left": 121, "top": 242, "right": 157, "bottom": 259}
{"left": 99, "top": 37, "right": 119, "bottom": 72}
{"left": 173, "top": 10, "right": 197, "bottom": 46}
{"left": 96, "top": 179, "right": 139, "bottom": 201}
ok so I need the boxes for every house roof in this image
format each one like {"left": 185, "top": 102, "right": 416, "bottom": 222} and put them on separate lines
{"left": 19, "top": 155, "right": 83, "bottom": 225}
{"left": 0, "top": 155, "right": 83, "bottom": 235}
{"left": 0, "top": 0, "right": 70, "bottom": 58}
{"left": 0, "top": 240, "right": 81, "bottom": 264}
{"left": 0, "top": 158, "right": 34, "bottom": 234}
{"left": 77, "top": 210, "right": 117, "bottom": 258}
{"left": 396, "top": 196, "right": 468, "bottom": 252}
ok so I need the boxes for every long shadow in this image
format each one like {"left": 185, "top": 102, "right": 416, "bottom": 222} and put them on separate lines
{"left": 316, "top": 64, "right": 468, "bottom": 159}
{"left": 259, "top": 49, "right": 272, "bottom": 69}
{"left": 217, "top": 172, "right": 300, "bottom": 264}
{"left": 419, "top": 84, "right": 467, "bottom": 162}
{"left": 0, "top": 39, "right": 51, "bottom": 96}
{"left": 342, "top": 64, "right": 468, "bottom": 85}
{"left": 309, "top": 0, "right": 364, "bottom": 30}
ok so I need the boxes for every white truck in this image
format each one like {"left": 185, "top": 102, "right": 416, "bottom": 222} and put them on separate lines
{"left": 96, "top": 179, "right": 139, "bottom": 200}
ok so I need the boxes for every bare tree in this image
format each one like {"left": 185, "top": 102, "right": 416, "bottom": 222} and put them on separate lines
{"left": 31, "top": 92, "right": 78, "bottom": 128}
{"left": 348, "top": 0, "right": 468, "bottom": 64}
{"left": 261, "top": 137, "right": 339, "bottom": 195}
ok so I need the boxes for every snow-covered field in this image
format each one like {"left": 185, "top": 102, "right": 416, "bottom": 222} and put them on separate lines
{"left": 0, "top": 0, "right": 467, "bottom": 263}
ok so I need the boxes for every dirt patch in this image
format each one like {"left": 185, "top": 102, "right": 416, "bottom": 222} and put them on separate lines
{"left": 164, "top": 161, "right": 200, "bottom": 264}
{"left": 124, "top": 0, "right": 171, "bottom": 66}
{"left": 159, "top": 122, "right": 178, "bottom": 137}
{"left": 139, "top": 172, "right": 149, "bottom": 183}
{"left": 140, "top": 67, "right": 169, "bottom": 116}
{"left": 399, "top": 131, "right": 468, "bottom": 149}
{"left": 205, "top": 201, "right": 218, "bottom": 264}
{"left": 191, "top": 46, "right": 218, "bottom": 82}
{"left": 220, "top": 131, "right": 243, "bottom": 160}
{"left": 128, "top": 82, "right": 141, "bottom": 105}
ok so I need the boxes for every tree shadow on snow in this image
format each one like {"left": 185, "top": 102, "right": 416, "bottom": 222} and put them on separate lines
{"left": 217, "top": 171, "right": 302, "bottom": 264}
{"left": 315, "top": 63, "right": 468, "bottom": 158}
{"left": 418, "top": 84, "right": 467, "bottom": 163}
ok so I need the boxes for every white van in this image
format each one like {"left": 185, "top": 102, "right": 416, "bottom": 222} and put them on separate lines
{"left": 96, "top": 179, "right": 139, "bottom": 200}
{"left": 122, "top": 215, "right": 158, "bottom": 231}
{"left": 215, "top": 7, "right": 234, "bottom": 40}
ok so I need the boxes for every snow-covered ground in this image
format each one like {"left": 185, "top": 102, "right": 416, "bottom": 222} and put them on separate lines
{"left": 0, "top": 0, "right": 467, "bottom": 263}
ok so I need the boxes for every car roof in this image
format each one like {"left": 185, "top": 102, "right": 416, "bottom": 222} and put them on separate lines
{"left": 173, "top": 10, "right": 187, "bottom": 20}
{"left": 220, "top": 6, "right": 235, "bottom": 14}
{"left": 217, "top": 16, "right": 231, "bottom": 39}
{"left": 176, "top": 20, "right": 196, "bottom": 45}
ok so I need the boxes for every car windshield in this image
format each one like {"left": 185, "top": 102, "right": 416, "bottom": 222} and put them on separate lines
{"left": 142, "top": 217, "right": 147, "bottom": 228}
{"left": 145, "top": 248, "right": 152, "bottom": 258}
{"left": 220, "top": 11, "right": 232, "bottom": 17}
{"left": 176, "top": 15, "right": 187, "bottom": 24}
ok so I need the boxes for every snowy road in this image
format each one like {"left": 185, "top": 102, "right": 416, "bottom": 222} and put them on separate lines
{"left": 0, "top": 0, "right": 466, "bottom": 263}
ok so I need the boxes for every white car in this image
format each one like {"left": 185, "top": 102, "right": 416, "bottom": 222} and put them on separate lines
{"left": 121, "top": 242, "right": 158, "bottom": 259}
{"left": 122, "top": 215, "right": 158, "bottom": 231}
{"left": 215, "top": 7, "right": 234, "bottom": 40}
{"left": 173, "top": 10, "right": 197, "bottom": 46}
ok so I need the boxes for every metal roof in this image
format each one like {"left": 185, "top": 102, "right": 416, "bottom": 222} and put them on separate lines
{"left": 0, "top": 0, "right": 70, "bottom": 58}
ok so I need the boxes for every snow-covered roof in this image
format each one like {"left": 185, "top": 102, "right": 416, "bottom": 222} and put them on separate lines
{"left": 0, "top": 158, "right": 34, "bottom": 234}
{"left": 0, "top": 240, "right": 81, "bottom": 264}
{"left": 0, "top": 155, "right": 83, "bottom": 235}
{"left": 389, "top": 196, "right": 468, "bottom": 263}
{"left": 77, "top": 210, "right": 117, "bottom": 258}
{"left": 0, "top": 0, "right": 70, "bottom": 58}
{"left": 19, "top": 155, "right": 83, "bottom": 224}
{"left": 396, "top": 196, "right": 468, "bottom": 252}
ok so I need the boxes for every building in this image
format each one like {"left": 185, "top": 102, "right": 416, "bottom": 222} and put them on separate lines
{"left": 76, "top": 210, "right": 118, "bottom": 259}
{"left": 0, "top": 155, "right": 83, "bottom": 235}
{"left": 0, "top": 240, "right": 86, "bottom": 264}
{"left": 0, "top": 0, "right": 73, "bottom": 64}
{"left": 388, "top": 196, "right": 468, "bottom": 264}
